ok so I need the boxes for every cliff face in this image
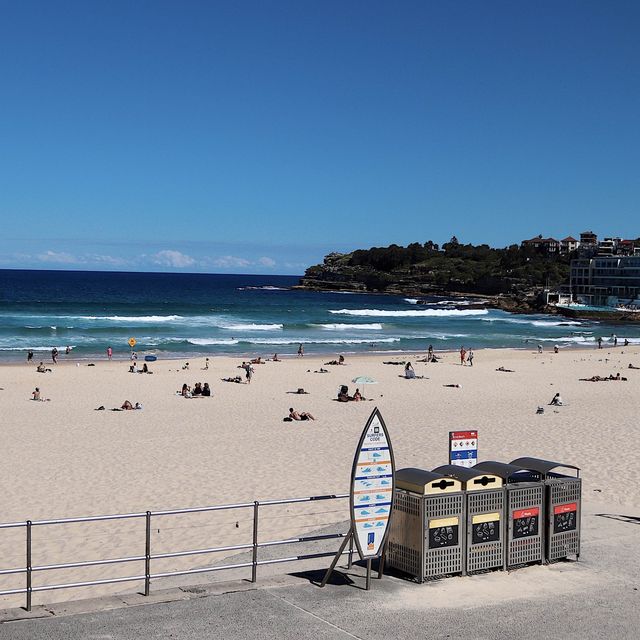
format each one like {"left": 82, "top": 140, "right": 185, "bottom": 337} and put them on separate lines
{"left": 296, "top": 250, "right": 559, "bottom": 313}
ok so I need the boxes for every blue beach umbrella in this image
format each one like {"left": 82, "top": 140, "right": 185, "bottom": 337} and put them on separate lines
{"left": 351, "top": 375, "right": 378, "bottom": 397}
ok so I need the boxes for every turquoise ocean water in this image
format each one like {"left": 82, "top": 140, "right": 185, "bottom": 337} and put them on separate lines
{"left": 1, "top": 269, "right": 638, "bottom": 361}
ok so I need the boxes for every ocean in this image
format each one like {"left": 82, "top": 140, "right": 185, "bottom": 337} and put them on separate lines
{"left": 0, "top": 269, "right": 638, "bottom": 361}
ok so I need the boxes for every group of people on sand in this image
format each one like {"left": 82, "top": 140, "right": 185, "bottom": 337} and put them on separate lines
{"left": 129, "top": 362, "right": 152, "bottom": 374}
{"left": 337, "top": 385, "right": 364, "bottom": 402}
{"left": 580, "top": 373, "right": 628, "bottom": 382}
{"left": 178, "top": 382, "right": 212, "bottom": 398}
{"left": 459, "top": 346, "right": 474, "bottom": 366}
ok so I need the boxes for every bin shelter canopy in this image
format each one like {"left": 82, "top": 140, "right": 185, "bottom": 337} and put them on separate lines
{"left": 396, "top": 468, "right": 462, "bottom": 495}
{"left": 510, "top": 457, "right": 580, "bottom": 479}
{"left": 473, "top": 461, "right": 542, "bottom": 483}
{"left": 432, "top": 464, "right": 504, "bottom": 491}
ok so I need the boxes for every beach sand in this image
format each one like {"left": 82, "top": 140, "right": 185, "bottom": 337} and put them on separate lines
{"left": 1, "top": 346, "right": 639, "bottom": 607}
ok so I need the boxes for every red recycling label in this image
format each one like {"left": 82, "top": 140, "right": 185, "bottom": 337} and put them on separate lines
{"left": 513, "top": 507, "right": 539, "bottom": 519}
{"left": 554, "top": 503, "right": 577, "bottom": 515}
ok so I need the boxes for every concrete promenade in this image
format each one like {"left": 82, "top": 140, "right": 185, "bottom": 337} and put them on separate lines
{"left": 0, "top": 502, "right": 638, "bottom": 639}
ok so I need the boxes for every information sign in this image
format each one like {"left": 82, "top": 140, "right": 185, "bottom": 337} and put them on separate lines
{"left": 350, "top": 408, "right": 395, "bottom": 560}
{"left": 449, "top": 430, "right": 478, "bottom": 468}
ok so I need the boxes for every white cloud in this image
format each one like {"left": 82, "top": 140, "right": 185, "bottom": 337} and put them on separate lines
{"left": 38, "top": 250, "right": 79, "bottom": 264}
{"left": 152, "top": 250, "right": 196, "bottom": 268}
{"left": 258, "top": 256, "right": 276, "bottom": 268}
{"left": 88, "top": 254, "right": 130, "bottom": 267}
{"left": 211, "top": 255, "right": 251, "bottom": 268}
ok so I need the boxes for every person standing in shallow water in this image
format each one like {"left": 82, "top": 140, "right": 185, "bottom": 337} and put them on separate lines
{"left": 27, "top": 349, "right": 33, "bottom": 363}
{"left": 107, "top": 346, "right": 113, "bottom": 360}
{"left": 298, "top": 344, "right": 304, "bottom": 357}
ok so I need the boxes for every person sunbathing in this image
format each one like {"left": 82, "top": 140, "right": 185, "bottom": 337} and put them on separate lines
{"left": 250, "top": 357, "right": 264, "bottom": 364}
{"left": 353, "top": 389, "right": 363, "bottom": 401}
{"left": 496, "top": 366, "right": 515, "bottom": 372}
{"left": 222, "top": 376, "right": 244, "bottom": 383}
{"left": 36, "top": 362, "right": 51, "bottom": 373}
{"left": 272, "top": 353, "right": 281, "bottom": 361}
{"left": 31, "top": 387, "right": 49, "bottom": 401}
{"left": 404, "top": 362, "right": 416, "bottom": 379}
{"left": 289, "top": 408, "right": 315, "bottom": 421}
{"left": 629, "top": 363, "right": 640, "bottom": 370}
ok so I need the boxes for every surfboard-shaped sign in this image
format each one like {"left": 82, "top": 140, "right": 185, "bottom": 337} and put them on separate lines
{"left": 350, "top": 408, "right": 395, "bottom": 560}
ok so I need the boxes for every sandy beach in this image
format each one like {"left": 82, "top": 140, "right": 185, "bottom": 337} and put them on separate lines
{"left": 1, "top": 345, "right": 639, "bottom": 607}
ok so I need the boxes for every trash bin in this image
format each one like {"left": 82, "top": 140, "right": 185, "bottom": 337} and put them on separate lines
{"left": 473, "top": 461, "right": 544, "bottom": 570}
{"left": 435, "top": 464, "right": 505, "bottom": 574}
{"left": 387, "top": 468, "right": 465, "bottom": 581}
{"left": 510, "top": 457, "right": 581, "bottom": 562}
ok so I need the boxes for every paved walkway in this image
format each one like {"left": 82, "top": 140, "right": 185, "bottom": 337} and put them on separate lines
{"left": 1, "top": 504, "right": 638, "bottom": 639}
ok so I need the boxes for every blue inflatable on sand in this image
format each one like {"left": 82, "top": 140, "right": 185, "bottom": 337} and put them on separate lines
{"left": 144, "top": 355, "right": 157, "bottom": 362}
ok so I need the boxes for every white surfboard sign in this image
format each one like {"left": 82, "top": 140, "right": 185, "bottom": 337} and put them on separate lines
{"left": 350, "top": 408, "right": 395, "bottom": 560}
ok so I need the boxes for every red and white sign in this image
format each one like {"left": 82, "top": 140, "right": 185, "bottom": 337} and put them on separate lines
{"left": 449, "top": 430, "right": 478, "bottom": 468}
{"left": 513, "top": 507, "right": 540, "bottom": 519}
{"left": 554, "top": 503, "right": 577, "bottom": 515}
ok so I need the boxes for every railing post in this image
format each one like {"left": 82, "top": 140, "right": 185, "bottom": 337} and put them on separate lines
{"left": 26, "top": 520, "right": 32, "bottom": 612}
{"left": 144, "top": 511, "right": 151, "bottom": 596}
{"left": 251, "top": 501, "right": 259, "bottom": 583}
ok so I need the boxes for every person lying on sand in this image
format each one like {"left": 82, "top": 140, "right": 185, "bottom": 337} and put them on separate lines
{"left": 250, "top": 357, "right": 264, "bottom": 364}
{"left": 288, "top": 408, "right": 315, "bottom": 421}
{"left": 383, "top": 361, "right": 406, "bottom": 365}
{"left": 580, "top": 374, "right": 628, "bottom": 382}
{"left": 222, "top": 376, "right": 244, "bottom": 384}
{"left": 121, "top": 400, "right": 141, "bottom": 410}
{"left": 629, "top": 363, "right": 640, "bottom": 370}
{"left": 443, "top": 384, "right": 462, "bottom": 388}
{"left": 313, "top": 368, "right": 329, "bottom": 373}
{"left": 287, "top": 388, "right": 309, "bottom": 394}
{"left": 496, "top": 366, "right": 515, "bottom": 372}
{"left": 324, "top": 355, "right": 346, "bottom": 366}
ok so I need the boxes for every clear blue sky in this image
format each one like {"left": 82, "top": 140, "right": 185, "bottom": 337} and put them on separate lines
{"left": 1, "top": 0, "right": 638, "bottom": 274}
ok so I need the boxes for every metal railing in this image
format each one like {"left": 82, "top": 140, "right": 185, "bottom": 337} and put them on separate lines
{"left": 0, "top": 493, "right": 350, "bottom": 611}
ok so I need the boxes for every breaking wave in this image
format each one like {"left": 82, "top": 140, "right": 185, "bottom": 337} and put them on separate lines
{"left": 328, "top": 308, "right": 488, "bottom": 318}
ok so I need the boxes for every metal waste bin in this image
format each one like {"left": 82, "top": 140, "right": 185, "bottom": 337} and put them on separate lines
{"left": 435, "top": 464, "right": 505, "bottom": 574}
{"left": 387, "top": 468, "right": 465, "bottom": 581}
{"left": 474, "top": 461, "right": 544, "bottom": 570}
{"left": 511, "top": 457, "right": 581, "bottom": 562}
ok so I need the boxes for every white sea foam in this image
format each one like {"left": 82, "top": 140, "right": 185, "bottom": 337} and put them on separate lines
{"left": 313, "top": 323, "right": 384, "bottom": 330}
{"left": 484, "top": 317, "right": 582, "bottom": 327}
{"left": 221, "top": 323, "right": 283, "bottom": 331}
{"left": 187, "top": 338, "right": 240, "bottom": 346}
{"left": 329, "top": 308, "right": 488, "bottom": 318}
{"left": 76, "top": 315, "right": 184, "bottom": 323}
{"left": 236, "top": 337, "right": 399, "bottom": 345}
{"left": 404, "top": 298, "right": 419, "bottom": 305}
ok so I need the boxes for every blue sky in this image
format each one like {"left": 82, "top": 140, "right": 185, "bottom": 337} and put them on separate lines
{"left": 1, "top": 1, "right": 639, "bottom": 275}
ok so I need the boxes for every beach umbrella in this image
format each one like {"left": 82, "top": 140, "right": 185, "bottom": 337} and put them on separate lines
{"left": 351, "top": 375, "right": 378, "bottom": 397}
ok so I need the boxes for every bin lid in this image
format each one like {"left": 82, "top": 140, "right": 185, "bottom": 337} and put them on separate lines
{"left": 432, "top": 464, "right": 504, "bottom": 490}
{"left": 396, "top": 468, "right": 463, "bottom": 495}
{"left": 473, "top": 461, "right": 541, "bottom": 482}
{"left": 510, "top": 457, "right": 580, "bottom": 478}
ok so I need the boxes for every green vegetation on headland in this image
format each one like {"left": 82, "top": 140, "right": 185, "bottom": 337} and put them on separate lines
{"left": 297, "top": 238, "right": 572, "bottom": 313}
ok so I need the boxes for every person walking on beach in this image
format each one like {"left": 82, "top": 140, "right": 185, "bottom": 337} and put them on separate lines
{"left": 298, "top": 344, "right": 304, "bottom": 357}
{"left": 468, "top": 349, "right": 474, "bottom": 366}
{"left": 460, "top": 346, "right": 466, "bottom": 365}
{"left": 51, "top": 347, "right": 58, "bottom": 364}
{"left": 597, "top": 336, "right": 603, "bottom": 349}
{"left": 107, "top": 346, "right": 113, "bottom": 360}
{"left": 27, "top": 349, "right": 33, "bottom": 363}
